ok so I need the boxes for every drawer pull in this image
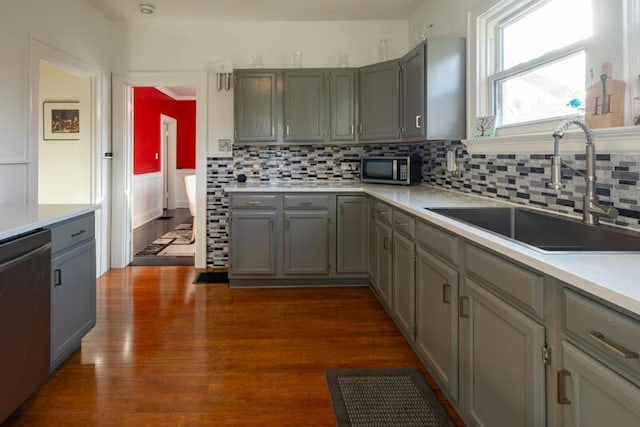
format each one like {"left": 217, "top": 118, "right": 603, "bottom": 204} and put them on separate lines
{"left": 298, "top": 202, "right": 312, "bottom": 206}
{"left": 442, "top": 284, "right": 451, "bottom": 304}
{"left": 54, "top": 269, "right": 62, "bottom": 287}
{"left": 246, "top": 201, "right": 261, "bottom": 206}
{"left": 557, "top": 370, "right": 571, "bottom": 405}
{"left": 376, "top": 210, "right": 389, "bottom": 216}
{"left": 589, "top": 331, "right": 639, "bottom": 359}
{"left": 393, "top": 221, "right": 408, "bottom": 227}
{"left": 459, "top": 296, "right": 469, "bottom": 318}
{"left": 71, "top": 229, "right": 86, "bottom": 238}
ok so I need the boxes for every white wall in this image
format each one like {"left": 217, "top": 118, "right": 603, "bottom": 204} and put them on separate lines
{"left": 0, "top": 0, "right": 112, "bottom": 204}
{"left": 409, "top": 0, "right": 480, "bottom": 40}
{"left": 112, "top": 20, "right": 409, "bottom": 71}
{"left": 38, "top": 61, "right": 92, "bottom": 204}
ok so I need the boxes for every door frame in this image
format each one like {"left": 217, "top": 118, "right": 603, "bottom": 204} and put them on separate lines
{"left": 27, "top": 36, "right": 109, "bottom": 276}
{"left": 160, "top": 114, "right": 177, "bottom": 210}
{"left": 111, "top": 71, "right": 207, "bottom": 268}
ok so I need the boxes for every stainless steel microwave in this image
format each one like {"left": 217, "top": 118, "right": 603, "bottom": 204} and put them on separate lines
{"left": 360, "top": 156, "right": 421, "bottom": 185}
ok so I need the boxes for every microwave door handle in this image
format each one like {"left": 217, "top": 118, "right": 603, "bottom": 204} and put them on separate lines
{"left": 392, "top": 160, "right": 398, "bottom": 181}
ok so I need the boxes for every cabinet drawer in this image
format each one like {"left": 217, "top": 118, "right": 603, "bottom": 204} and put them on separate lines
{"left": 284, "top": 195, "right": 329, "bottom": 209}
{"left": 465, "top": 244, "right": 544, "bottom": 319}
{"left": 416, "top": 220, "right": 458, "bottom": 266}
{"left": 230, "top": 194, "right": 279, "bottom": 209}
{"left": 392, "top": 209, "right": 415, "bottom": 238}
{"left": 50, "top": 213, "right": 95, "bottom": 255}
{"left": 373, "top": 201, "right": 393, "bottom": 224}
{"left": 564, "top": 289, "right": 640, "bottom": 379}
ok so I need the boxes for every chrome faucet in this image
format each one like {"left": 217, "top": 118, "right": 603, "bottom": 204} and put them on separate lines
{"left": 547, "top": 118, "right": 618, "bottom": 225}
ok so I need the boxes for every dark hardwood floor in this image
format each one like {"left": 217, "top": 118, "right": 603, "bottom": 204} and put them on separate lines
{"left": 6, "top": 267, "right": 464, "bottom": 426}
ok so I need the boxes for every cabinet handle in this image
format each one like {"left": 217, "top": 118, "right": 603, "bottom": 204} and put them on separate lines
{"left": 557, "top": 370, "right": 571, "bottom": 405}
{"left": 54, "top": 269, "right": 62, "bottom": 287}
{"left": 589, "top": 331, "right": 639, "bottom": 359}
{"left": 459, "top": 296, "right": 469, "bottom": 318}
{"left": 415, "top": 115, "right": 421, "bottom": 129}
{"left": 377, "top": 210, "right": 389, "bottom": 216}
{"left": 351, "top": 124, "right": 355, "bottom": 135}
{"left": 383, "top": 236, "right": 389, "bottom": 250}
{"left": 393, "top": 221, "right": 408, "bottom": 227}
{"left": 272, "top": 126, "right": 275, "bottom": 136}
{"left": 298, "top": 201, "right": 312, "bottom": 206}
{"left": 71, "top": 229, "right": 86, "bottom": 238}
{"left": 286, "top": 125, "right": 290, "bottom": 136}
{"left": 246, "top": 201, "right": 261, "bottom": 206}
{"left": 442, "top": 284, "right": 451, "bottom": 304}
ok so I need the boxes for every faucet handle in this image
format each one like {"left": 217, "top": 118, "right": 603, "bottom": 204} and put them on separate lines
{"left": 546, "top": 181, "right": 566, "bottom": 190}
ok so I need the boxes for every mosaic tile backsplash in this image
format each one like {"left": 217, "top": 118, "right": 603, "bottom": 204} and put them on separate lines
{"left": 206, "top": 143, "right": 640, "bottom": 267}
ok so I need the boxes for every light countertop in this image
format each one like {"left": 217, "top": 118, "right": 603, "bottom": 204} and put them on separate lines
{"left": 0, "top": 204, "right": 98, "bottom": 241}
{"left": 225, "top": 181, "right": 640, "bottom": 316}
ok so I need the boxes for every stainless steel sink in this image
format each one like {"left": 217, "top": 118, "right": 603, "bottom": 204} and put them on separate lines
{"left": 428, "top": 207, "right": 640, "bottom": 252}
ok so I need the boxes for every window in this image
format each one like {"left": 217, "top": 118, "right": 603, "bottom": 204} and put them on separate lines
{"left": 479, "top": 0, "right": 593, "bottom": 130}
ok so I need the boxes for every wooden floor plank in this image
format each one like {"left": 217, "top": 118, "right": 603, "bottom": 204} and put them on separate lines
{"left": 6, "top": 266, "right": 464, "bottom": 426}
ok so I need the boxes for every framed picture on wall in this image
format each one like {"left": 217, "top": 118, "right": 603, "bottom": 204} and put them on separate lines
{"left": 43, "top": 101, "right": 80, "bottom": 140}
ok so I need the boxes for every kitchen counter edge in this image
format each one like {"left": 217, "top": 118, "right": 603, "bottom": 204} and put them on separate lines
{"left": 0, "top": 204, "right": 99, "bottom": 242}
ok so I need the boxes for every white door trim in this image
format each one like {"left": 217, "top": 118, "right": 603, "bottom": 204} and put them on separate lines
{"left": 160, "top": 114, "right": 177, "bottom": 210}
{"left": 27, "top": 36, "right": 109, "bottom": 276}
{"left": 111, "top": 71, "right": 207, "bottom": 268}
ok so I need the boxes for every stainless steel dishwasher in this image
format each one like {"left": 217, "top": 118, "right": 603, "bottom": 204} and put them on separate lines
{"left": 0, "top": 229, "right": 51, "bottom": 422}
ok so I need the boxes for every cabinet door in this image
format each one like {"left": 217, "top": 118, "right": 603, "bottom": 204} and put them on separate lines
{"left": 283, "top": 210, "right": 330, "bottom": 275}
{"left": 229, "top": 211, "right": 277, "bottom": 275}
{"left": 329, "top": 70, "right": 356, "bottom": 141}
{"left": 336, "top": 196, "right": 368, "bottom": 274}
{"left": 561, "top": 341, "right": 640, "bottom": 427}
{"left": 234, "top": 72, "right": 278, "bottom": 142}
{"left": 402, "top": 43, "right": 426, "bottom": 140}
{"left": 374, "top": 220, "right": 393, "bottom": 308}
{"left": 51, "top": 240, "right": 96, "bottom": 370}
{"left": 460, "top": 279, "right": 546, "bottom": 427}
{"left": 284, "top": 71, "right": 324, "bottom": 142}
{"left": 392, "top": 232, "right": 415, "bottom": 337}
{"left": 415, "top": 247, "right": 458, "bottom": 400}
{"left": 367, "top": 201, "right": 377, "bottom": 285}
{"left": 359, "top": 60, "right": 400, "bottom": 141}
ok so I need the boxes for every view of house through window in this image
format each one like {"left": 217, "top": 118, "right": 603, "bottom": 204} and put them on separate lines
{"left": 493, "top": 0, "right": 593, "bottom": 127}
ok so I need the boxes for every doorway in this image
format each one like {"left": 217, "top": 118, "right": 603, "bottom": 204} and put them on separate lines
{"left": 130, "top": 87, "right": 196, "bottom": 265}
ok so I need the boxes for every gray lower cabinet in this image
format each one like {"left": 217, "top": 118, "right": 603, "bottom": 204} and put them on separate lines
{"left": 374, "top": 219, "right": 393, "bottom": 308}
{"left": 367, "top": 199, "right": 377, "bottom": 285}
{"left": 560, "top": 341, "right": 640, "bottom": 426}
{"left": 49, "top": 213, "right": 96, "bottom": 371}
{"left": 229, "top": 210, "right": 277, "bottom": 275}
{"left": 336, "top": 196, "right": 368, "bottom": 274}
{"left": 284, "top": 71, "right": 325, "bottom": 142}
{"left": 391, "top": 229, "right": 415, "bottom": 337}
{"left": 459, "top": 278, "right": 546, "bottom": 427}
{"left": 283, "top": 210, "right": 330, "bottom": 274}
{"left": 234, "top": 71, "right": 279, "bottom": 142}
{"left": 415, "top": 246, "right": 459, "bottom": 401}
{"left": 359, "top": 60, "right": 401, "bottom": 142}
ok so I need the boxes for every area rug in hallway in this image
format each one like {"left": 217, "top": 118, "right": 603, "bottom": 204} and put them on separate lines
{"left": 131, "top": 221, "right": 194, "bottom": 266}
{"left": 325, "top": 368, "right": 455, "bottom": 427}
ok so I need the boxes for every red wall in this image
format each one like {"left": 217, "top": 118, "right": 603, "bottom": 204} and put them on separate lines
{"left": 133, "top": 87, "right": 196, "bottom": 175}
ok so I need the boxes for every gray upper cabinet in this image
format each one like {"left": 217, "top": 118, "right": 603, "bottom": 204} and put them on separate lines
{"left": 401, "top": 44, "right": 426, "bottom": 140}
{"left": 284, "top": 71, "right": 325, "bottom": 142}
{"left": 359, "top": 60, "right": 401, "bottom": 142}
{"left": 234, "top": 71, "right": 279, "bottom": 142}
{"left": 336, "top": 196, "right": 368, "bottom": 274}
{"left": 328, "top": 70, "right": 357, "bottom": 142}
{"left": 460, "top": 278, "right": 546, "bottom": 427}
{"left": 400, "top": 38, "right": 466, "bottom": 141}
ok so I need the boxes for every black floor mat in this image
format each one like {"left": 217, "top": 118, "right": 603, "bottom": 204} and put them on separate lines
{"left": 193, "top": 272, "right": 228, "bottom": 284}
{"left": 156, "top": 216, "right": 174, "bottom": 220}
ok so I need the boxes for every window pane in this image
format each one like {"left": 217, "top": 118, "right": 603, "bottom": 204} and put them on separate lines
{"left": 498, "top": 52, "right": 585, "bottom": 126}
{"left": 501, "top": 0, "right": 592, "bottom": 69}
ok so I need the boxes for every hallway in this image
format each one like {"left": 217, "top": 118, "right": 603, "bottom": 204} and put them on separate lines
{"left": 131, "top": 208, "right": 194, "bottom": 266}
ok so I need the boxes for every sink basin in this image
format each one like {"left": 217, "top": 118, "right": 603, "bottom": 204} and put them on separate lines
{"left": 428, "top": 207, "right": 640, "bottom": 252}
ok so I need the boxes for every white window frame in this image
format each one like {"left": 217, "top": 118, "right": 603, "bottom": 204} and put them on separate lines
{"left": 466, "top": 0, "right": 640, "bottom": 154}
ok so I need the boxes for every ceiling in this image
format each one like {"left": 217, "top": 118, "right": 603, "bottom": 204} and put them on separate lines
{"left": 86, "top": 0, "right": 425, "bottom": 22}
